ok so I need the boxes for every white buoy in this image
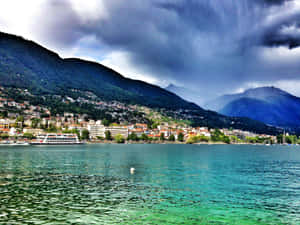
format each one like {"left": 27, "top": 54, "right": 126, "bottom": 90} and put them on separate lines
{"left": 130, "top": 167, "right": 135, "bottom": 174}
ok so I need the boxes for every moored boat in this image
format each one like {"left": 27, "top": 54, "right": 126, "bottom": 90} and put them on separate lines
{"left": 31, "top": 133, "right": 83, "bottom": 145}
{"left": 11, "top": 142, "right": 30, "bottom": 146}
{"left": 0, "top": 140, "right": 30, "bottom": 146}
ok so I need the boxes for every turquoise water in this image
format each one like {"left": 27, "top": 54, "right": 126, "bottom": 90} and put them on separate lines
{"left": 1, "top": 144, "right": 300, "bottom": 224}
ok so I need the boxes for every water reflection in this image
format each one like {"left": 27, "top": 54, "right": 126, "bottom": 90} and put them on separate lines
{"left": 0, "top": 172, "right": 160, "bottom": 224}
{"left": 0, "top": 144, "right": 300, "bottom": 224}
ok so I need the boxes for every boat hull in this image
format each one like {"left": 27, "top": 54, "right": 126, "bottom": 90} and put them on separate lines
{"left": 31, "top": 142, "right": 84, "bottom": 145}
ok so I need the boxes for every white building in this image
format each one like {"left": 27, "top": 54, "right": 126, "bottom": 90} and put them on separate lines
{"left": 23, "top": 128, "right": 44, "bottom": 135}
{"left": 87, "top": 121, "right": 105, "bottom": 139}
{"left": 9, "top": 127, "right": 17, "bottom": 136}
{"left": 105, "top": 127, "right": 129, "bottom": 138}
{"left": 0, "top": 119, "right": 11, "bottom": 128}
{"left": 198, "top": 127, "right": 211, "bottom": 137}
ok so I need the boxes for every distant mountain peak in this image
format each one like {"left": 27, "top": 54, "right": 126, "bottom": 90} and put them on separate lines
{"left": 243, "top": 86, "right": 291, "bottom": 97}
{"left": 166, "top": 83, "right": 176, "bottom": 89}
{"left": 206, "top": 85, "right": 300, "bottom": 129}
{"left": 165, "top": 84, "right": 204, "bottom": 106}
{"left": 165, "top": 83, "right": 184, "bottom": 91}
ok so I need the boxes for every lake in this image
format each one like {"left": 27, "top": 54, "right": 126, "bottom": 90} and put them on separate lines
{"left": 0, "top": 144, "right": 300, "bottom": 224}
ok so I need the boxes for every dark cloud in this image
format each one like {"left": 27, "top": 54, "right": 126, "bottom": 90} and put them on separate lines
{"left": 33, "top": 0, "right": 300, "bottom": 101}
{"left": 262, "top": 17, "right": 300, "bottom": 49}
{"left": 34, "top": 0, "right": 85, "bottom": 48}
{"left": 261, "top": 0, "right": 291, "bottom": 5}
{"left": 264, "top": 31, "right": 300, "bottom": 49}
{"left": 156, "top": 1, "right": 223, "bottom": 32}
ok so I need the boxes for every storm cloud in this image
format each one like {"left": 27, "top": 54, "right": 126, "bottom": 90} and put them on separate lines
{"left": 3, "top": 0, "right": 300, "bottom": 103}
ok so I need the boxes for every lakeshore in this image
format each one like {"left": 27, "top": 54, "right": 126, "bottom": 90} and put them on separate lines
{"left": 86, "top": 140, "right": 273, "bottom": 145}
{"left": 0, "top": 87, "right": 288, "bottom": 146}
{"left": 0, "top": 119, "right": 287, "bottom": 146}
{"left": 0, "top": 88, "right": 283, "bottom": 146}
{"left": 0, "top": 139, "right": 281, "bottom": 146}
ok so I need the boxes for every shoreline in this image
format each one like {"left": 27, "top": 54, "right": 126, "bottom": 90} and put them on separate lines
{"left": 0, "top": 139, "right": 291, "bottom": 146}
{"left": 86, "top": 141, "right": 277, "bottom": 145}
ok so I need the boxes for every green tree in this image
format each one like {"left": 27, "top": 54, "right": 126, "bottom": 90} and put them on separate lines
{"left": 128, "top": 132, "right": 139, "bottom": 141}
{"left": 177, "top": 132, "right": 184, "bottom": 142}
{"left": 186, "top": 135, "right": 199, "bottom": 144}
{"left": 160, "top": 133, "right": 165, "bottom": 141}
{"left": 0, "top": 110, "right": 8, "bottom": 118}
{"left": 211, "top": 129, "right": 223, "bottom": 142}
{"left": 276, "top": 134, "right": 283, "bottom": 144}
{"left": 140, "top": 133, "right": 149, "bottom": 141}
{"left": 105, "top": 130, "right": 112, "bottom": 140}
{"left": 199, "top": 135, "right": 209, "bottom": 142}
{"left": 211, "top": 129, "right": 230, "bottom": 143}
{"left": 246, "top": 137, "right": 256, "bottom": 144}
{"left": 286, "top": 135, "right": 297, "bottom": 144}
{"left": 148, "top": 137, "right": 153, "bottom": 141}
{"left": 223, "top": 136, "right": 231, "bottom": 144}
{"left": 81, "top": 129, "right": 90, "bottom": 140}
{"left": 102, "top": 119, "right": 110, "bottom": 127}
{"left": 16, "top": 116, "right": 24, "bottom": 128}
{"left": 168, "top": 134, "right": 175, "bottom": 142}
{"left": 31, "top": 118, "right": 40, "bottom": 128}
{"left": 151, "top": 123, "right": 159, "bottom": 129}
{"left": 114, "top": 134, "right": 125, "bottom": 143}
{"left": 23, "top": 133, "right": 34, "bottom": 140}
{"left": 45, "top": 124, "right": 58, "bottom": 132}
{"left": 230, "top": 135, "right": 240, "bottom": 143}
{"left": 0, "top": 133, "right": 9, "bottom": 139}
{"left": 41, "top": 113, "right": 49, "bottom": 118}
{"left": 16, "top": 115, "right": 24, "bottom": 123}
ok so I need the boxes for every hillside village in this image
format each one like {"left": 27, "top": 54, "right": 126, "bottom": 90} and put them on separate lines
{"left": 0, "top": 86, "right": 286, "bottom": 144}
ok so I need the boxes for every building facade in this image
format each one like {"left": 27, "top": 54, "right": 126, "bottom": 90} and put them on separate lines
{"left": 105, "top": 127, "right": 129, "bottom": 138}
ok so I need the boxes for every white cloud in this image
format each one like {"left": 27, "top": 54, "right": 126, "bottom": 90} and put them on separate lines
{"left": 260, "top": 46, "right": 300, "bottom": 64}
{"left": 273, "top": 80, "right": 300, "bottom": 97}
{"left": 0, "top": 1, "right": 46, "bottom": 39}
{"left": 69, "top": 0, "right": 108, "bottom": 21}
{"left": 0, "top": 0, "right": 107, "bottom": 36}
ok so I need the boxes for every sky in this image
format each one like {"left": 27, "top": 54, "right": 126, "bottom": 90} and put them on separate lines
{"left": 1, "top": 0, "right": 300, "bottom": 104}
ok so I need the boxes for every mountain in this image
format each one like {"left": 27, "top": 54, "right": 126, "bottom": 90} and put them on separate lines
{"left": 165, "top": 84, "right": 202, "bottom": 106}
{"left": 0, "top": 31, "right": 281, "bottom": 134}
{"left": 0, "top": 32, "right": 200, "bottom": 110}
{"left": 206, "top": 86, "right": 300, "bottom": 129}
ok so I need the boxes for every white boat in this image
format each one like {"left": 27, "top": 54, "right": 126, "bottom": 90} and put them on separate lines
{"left": 0, "top": 141, "right": 30, "bottom": 146}
{"left": 0, "top": 140, "right": 13, "bottom": 146}
{"left": 31, "top": 133, "right": 83, "bottom": 145}
{"left": 11, "top": 142, "right": 30, "bottom": 146}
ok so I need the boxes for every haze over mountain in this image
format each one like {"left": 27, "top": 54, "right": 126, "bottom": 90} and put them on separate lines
{"left": 0, "top": 31, "right": 281, "bottom": 135}
{"left": 165, "top": 84, "right": 203, "bottom": 106}
{"left": 206, "top": 87, "right": 300, "bottom": 129}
